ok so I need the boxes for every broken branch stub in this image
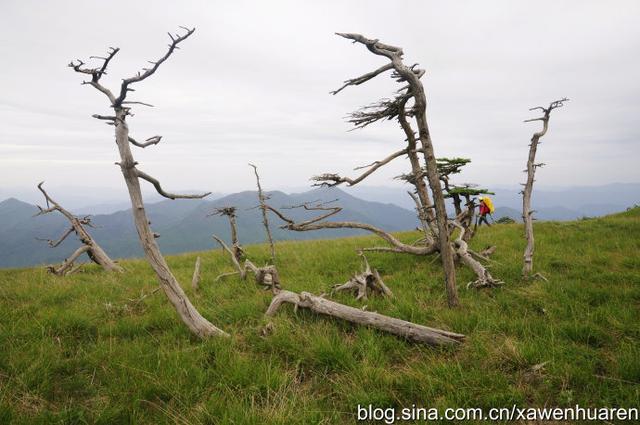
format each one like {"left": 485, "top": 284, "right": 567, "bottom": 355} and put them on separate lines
{"left": 191, "top": 256, "right": 201, "bottom": 290}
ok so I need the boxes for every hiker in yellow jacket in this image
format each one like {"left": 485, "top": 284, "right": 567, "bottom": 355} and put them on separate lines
{"left": 477, "top": 196, "right": 495, "bottom": 227}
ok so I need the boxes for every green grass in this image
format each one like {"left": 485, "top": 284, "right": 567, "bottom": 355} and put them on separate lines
{"left": 1, "top": 209, "right": 639, "bottom": 424}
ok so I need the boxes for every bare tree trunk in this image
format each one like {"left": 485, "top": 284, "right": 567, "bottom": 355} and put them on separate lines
{"left": 249, "top": 163, "right": 276, "bottom": 263}
{"left": 330, "top": 33, "right": 458, "bottom": 307}
{"left": 522, "top": 98, "right": 568, "bottom": 278}
{"left": 114, "top": 109, "right": 227, "bottom": 338}
{"left": 266, "top": 290, "right": 464, "bottom": 346}
{"left": 69, "top": 27, "right": 228, "bottom": 338}
{"left": 35, "top": 182, "right": 122, "bottom": 273}
{"left": 399, "top": 65, "right": 458, "bottom": 307}
{"left": 398, "top": 105, "right": 437, "bottom": 244}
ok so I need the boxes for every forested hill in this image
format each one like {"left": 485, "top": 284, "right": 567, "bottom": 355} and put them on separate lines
{"left": 0, "top": 187, "right": 418, "bottom": 268}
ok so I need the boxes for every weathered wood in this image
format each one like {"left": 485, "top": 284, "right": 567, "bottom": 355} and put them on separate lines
{"left": 209, "top": 207, "right": 244, "bottom": 262}
{"left": 35, "top": 182, "right": 122, "bottom": 274}
{"left": 249, "top": 163, "right": 276, "bottom": 263}
{"left": 266, "top": 290, "right": 464, "bottom": 346}
{"left": 69, "top": 27, "right": 228, "bottom": 339}
{"left": 213, "top": 234, "right": 280, "bottom": 291}
{"left": 331, "top": 33, "right": 458, "bottom": 307}
{"left": 213, "top": 234, "right": 246, "bottom": 280}
{"left": 332, "top": 253, "right": 392, "bottom": 301}
{"left": 46, "top": 245, "right": 90, "bottom": 276}
{"left": 451, "top": 221, "right": 503, "bottom": 289}
{"left": 268, "top": 203, "right": 437, "bottom": 256}
{"left": 191, "top": 256, "right": 201, "bottom": 290}
{"left": 522, "top": 98, "right": 568, "bottom": 278}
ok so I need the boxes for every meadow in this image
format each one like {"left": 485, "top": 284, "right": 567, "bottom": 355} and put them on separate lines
{"left": 1, "top": 209, "right": 639, "bottom": 424}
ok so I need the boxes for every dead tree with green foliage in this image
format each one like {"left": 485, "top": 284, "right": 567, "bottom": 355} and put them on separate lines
{"left": 68, "top": 27, "right": 228, "bottom": 338}
{"left": 311, "top": 33, "right": 458, "bottom": 306}
{"left": 522, "top": 98, "right": 568, "bottom": 279}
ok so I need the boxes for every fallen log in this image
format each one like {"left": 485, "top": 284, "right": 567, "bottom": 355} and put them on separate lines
{"left": 265, "top": 290, "right": 464, "bottom": 346}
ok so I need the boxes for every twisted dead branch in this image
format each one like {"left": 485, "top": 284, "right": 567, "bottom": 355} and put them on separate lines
{"left": 35, "top": 182, "right": 122, "bottom": 275}
{"left": 450, "top": 222, "right": 503, "bottom": 289}
{"left": 212, "top": 234, "right": 281, "bottom": 292}
{"left": 326, "top": 33, "right": 458, "bottom": 306}
{"left": 332, "top": 253, "right": 392, "bottom": 301}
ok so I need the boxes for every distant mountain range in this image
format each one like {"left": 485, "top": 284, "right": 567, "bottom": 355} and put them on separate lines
{"left": 0, "top": 188, "right": 419, "bottom": 269}
{"left": 1, "top": 183, "right": 637, "bottom": 269}
{"left": 348, "top": 183, "right": 640, "bottom": 221}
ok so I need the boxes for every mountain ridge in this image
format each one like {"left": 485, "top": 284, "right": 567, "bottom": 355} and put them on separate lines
{"left": 0, "top": 188, "right": 419, "bottom": 269}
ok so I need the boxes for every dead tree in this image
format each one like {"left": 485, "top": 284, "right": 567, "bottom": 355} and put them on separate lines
{"left": 267, "top": 199, "right": 500, "bottom": 293}
{"left": 266, "top": 290, "right": 464, "bottom": 346}
{"left": 332, "top": 252, "right": 392, "bottom": 301}
{"left": 212, "top": 234, "right": 281, "bottom": 292}
{"left": 522, "top": 98, "right": 568, "bottom": 279}
{"left": 313, "top": 33, "right": 458, "bottom": 306}
{"left": 249, "top": 163, "right": 276, "bottom": 263}
{"left": 34, "top": 182, "right": 122, "bottom": 275}
{"left": 208, "top": 207, "right": 244, "bottom": 262}
{"left": 69, "top": 27, "right": 227, "bottom": 338}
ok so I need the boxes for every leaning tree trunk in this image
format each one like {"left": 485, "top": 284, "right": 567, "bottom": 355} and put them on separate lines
{"left": 315, "top": 33, "right": 459, "bottom": 307}
{"left": 69, "top": 27, "right": 228, "bottom": 338}
{"left": 114, "top": 109, "right": 228, "bottom": 338}
{"left": 522, "top": 98, "right": 568, "bottom": 278}
{"left": 386, "top": 43, "right": 459, "bottom": 307}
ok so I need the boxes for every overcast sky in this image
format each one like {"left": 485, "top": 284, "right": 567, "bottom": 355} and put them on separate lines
{"left": 1, "top": 0, "right": 639, "bottom": 203}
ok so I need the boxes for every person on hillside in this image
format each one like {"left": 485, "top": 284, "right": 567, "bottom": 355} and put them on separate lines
{"left": 477, "top": 196, "right": 494, "bottom": 227}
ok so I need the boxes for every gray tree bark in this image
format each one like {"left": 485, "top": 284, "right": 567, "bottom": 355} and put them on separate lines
{"left": 522, "top": 98, "right": 568, "bottom": 278}
{"left": 325, "top": 33, "right": 459, "bottom": 307}
{"left": 35, "top": 182, "right": 122, "bottom": 274}
{"left": 249, "top": 163, "right": 276, "bottom": 263}
{"left": 266, "top": 290, "right": 464, "bottom": 346}
{"left": 69, "top": 27, "right": 228, "bottom": 338}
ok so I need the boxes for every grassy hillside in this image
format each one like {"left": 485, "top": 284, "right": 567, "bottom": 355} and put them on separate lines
{"left": 1, "top": 209, "right": 639, "bottom": 424}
